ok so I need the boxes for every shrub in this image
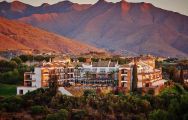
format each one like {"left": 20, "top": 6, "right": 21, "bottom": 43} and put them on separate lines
{"left": 31, "top": 105, "right": 48, "bottom": 115}
{"left": 71, "top": 110, "right": 87, "bottom": 120}
{"left": 46, "top": 109, "right": 68, "bottom": 120}
{"left": 0, "top": 69, "right": 20, "bottom": 84}
{"left": 149, "top": 109, "right": 169, "bottom": 120}
{"left": 83, "top": 90, "right": 96, "bottom": 97}
{"left": 46, "top": 114, "right": 58, "bottom": 120}
{"left": 1, "top": 96, "right": 23, "bottom": 112}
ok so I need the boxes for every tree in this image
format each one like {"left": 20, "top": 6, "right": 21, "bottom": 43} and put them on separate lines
{"left": 1, "top": 96, "right": 23, "bottom": 112}
{"left": 19, "top": 55, "right": 28, "bottom": 62}
{"left": 169, "top": 67, "right": 175, "bottom": 80}
{"left": 0, "top": 60, "right": 18, "bottom": 72}
{"left": 0, "top": 69, "right": 20, "bottom": 84}
{"left": 179, "top": 69, "right": 184, "bottom": 84}
{"left": 49, "top": 73, "right": 59, "bottom": 96}
{"left": 132, "top": 64, "right": 138, "bottom": 92}
{"left": 11, "top": 57, "right": 22, "bottom": 65}
{"left": 172, "top": 67, "right": 178, "bottom": 82}
{"left": 78, "top": 57, "right": 85, "bottom": 62}
{"left": 34, "top": 55, "right": 44, "bottom": 62}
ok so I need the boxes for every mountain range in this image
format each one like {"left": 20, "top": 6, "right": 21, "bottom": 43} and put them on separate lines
{"left": 0, "top": 17, "right": 102, "bottom": 54}
{"left": 0, "top": 0, "right": 188, "bottom": 57}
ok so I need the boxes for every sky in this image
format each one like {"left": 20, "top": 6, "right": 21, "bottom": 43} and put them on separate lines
{"left": 1, "top": 0, "right": 188, "bottom": 16}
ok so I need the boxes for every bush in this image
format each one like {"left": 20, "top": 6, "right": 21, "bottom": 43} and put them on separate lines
{"left": 0, "top": 60, "right": 17, "bottom": 72}
{"left": 31, "top": 105, "right": 48, "bottom": 115}
{"left": 1, "top": 96, "right": 23, "bottom": 112}
{"left": 71, "top": 110, "right": 87, "bottom": 120}
{"left": 149, "top": 109, "right": 169, "bottom": 120}
{"left": 46, "top": 109, "right": 68, "bottom": 120}
{"left": 46, "top": 114, "right": 58, "bottom": 120}
{"left": 0, "top": 69, "right": 20, "bottom": 84}
{"left": 83, "top": 90, "right": 96, "bottom": 97}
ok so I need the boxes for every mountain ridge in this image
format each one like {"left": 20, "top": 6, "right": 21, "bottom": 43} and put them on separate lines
{"left": 0, "top": 0, "right": 188, "bottom": 57}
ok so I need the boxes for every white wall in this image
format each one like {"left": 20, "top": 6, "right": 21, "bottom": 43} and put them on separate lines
{"left": 32, "top": 67, "right": 42, "bottom": 88}
{"left": 17, "top": 87, "right": 37, "bottom": 95}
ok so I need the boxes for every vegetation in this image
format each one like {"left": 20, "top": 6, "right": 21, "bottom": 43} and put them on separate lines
{"left": 0, "top": 56, "right": 187, "bottom": 119}
{"left": 0, "top": 83, "right": 16, "bottom": 97}
{"left": 0, "top": 59, "right": 31, "bottom": 84}
{"left": 46, "top": 109, "right": 68, "bottom": 120}
{"left": 0, "top": 60, "right": 17, "bottom": 73}
{"left": 75, "top": 56, "right": 131, "bottom": 65}
{"left": 0, "top": 83, "right": 187, "bottom": 120}
{"left": 19, "top": 55, "right": 53, "bottom": 62}
{"left": 31, "top": 105, "right": 48, "bottom": 115}
{"left": 162, "top": 59, "right": 187, "bottom": 85}
{"left": 132, "top": 64, "right": 138, "bottom": 92}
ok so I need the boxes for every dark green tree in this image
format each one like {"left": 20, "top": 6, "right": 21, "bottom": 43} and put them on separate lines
{"left": 11, "top": 57, "right": 22, "bottom": 65}
{"left": 172, "top": 67, "right": 178, "bottom": 82}
{"left": 49, "top": 73, "right": 59, "bottom": 96}
{"left": 179, "top": 69, "right": 184, "bottom": 84}
{"left": 132, "top": 64, "right": 138, "bottom": 92}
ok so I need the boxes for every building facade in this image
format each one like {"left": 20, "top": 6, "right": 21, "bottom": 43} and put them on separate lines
{"left": 17, "top": 61, "right": 75, "bottom": 95}
{"left": 81, "top": 61, "right": 119, "bottom": 81}
{"left": 17, "top": 58, "right": 165, "bottom": 95}
{"left": 118, "top": 59, "right": 164, "bottom": 91}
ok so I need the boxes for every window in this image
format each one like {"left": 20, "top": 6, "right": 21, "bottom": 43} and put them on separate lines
{"left": 146, "top": 83, "right": 150, "bottom": 87}
{"left": 121, "top": 70, "right": 127, "bottom": 74}
{"left": 100, "top": 68, "right": 106, "bottom": 73}
{"left": 19, "top": 90, "right": 23, "bottom": 95}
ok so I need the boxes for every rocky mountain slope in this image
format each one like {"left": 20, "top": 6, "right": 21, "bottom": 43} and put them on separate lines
{"left": 0, "top": 0, "right": 188, "bottom": 57}
{"left": 0, "top": 17, "right": 103, "bottom": 54}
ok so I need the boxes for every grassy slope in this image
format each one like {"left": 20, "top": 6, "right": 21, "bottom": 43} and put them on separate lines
{"left": 0, "top": 83, "right": 16, "bottom": 97}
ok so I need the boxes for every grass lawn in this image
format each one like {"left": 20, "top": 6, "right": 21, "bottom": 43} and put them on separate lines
{"left": 0, "top": 83, "right": 17, "bottom": 97}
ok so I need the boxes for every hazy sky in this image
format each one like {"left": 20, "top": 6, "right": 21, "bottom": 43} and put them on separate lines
{"left": 1, "top": 0, "right": 188, "bottom": 16}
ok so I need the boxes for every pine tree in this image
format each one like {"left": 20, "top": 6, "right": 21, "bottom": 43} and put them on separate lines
{"left": 132, "top": 64, "right": 138, "bottom": 92}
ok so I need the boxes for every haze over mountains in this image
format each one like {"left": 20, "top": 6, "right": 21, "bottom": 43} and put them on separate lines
{"left": 0, "top": 0, "right": 188, "bottom": 57}
{"left": 0, "top": 17, "right": 102, "bottom": 54}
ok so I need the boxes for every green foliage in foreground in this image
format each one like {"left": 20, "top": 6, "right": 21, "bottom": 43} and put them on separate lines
{"left": 0, "top": 84, "right": 188, "bottom": 120}
{"left": 31, "top": 105, "right": 48, "bottom": 115}
{"left": 0, "top": 84, "right": 16, "bottom": 97}
{"left": 46, "top": 109, "right": 68, "bottom": 120}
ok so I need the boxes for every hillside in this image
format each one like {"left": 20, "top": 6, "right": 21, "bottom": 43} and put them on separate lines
{"left": 0, "top": 17, "right": 103, "bottom": 54}
{"left": 1, "top": 0, "right": 188, "bottom": 57}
